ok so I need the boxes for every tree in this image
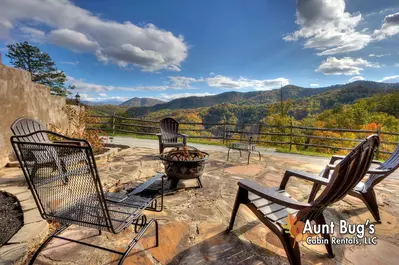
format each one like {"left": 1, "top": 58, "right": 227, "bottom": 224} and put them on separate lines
{"left": 6, "top": 41, "right": 72, "bottom": 96}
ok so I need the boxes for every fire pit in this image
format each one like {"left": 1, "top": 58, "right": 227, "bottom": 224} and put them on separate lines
{"left": 160, "top": 146, "right": 209, "bottom": 189}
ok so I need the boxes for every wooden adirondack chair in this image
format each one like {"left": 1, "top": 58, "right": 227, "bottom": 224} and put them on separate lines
{"left": 11, "top": 117, "right": 49, "bottom": 143}
{"left": 10, "top": 117, "right": 74, "bottom": 183}
{"left": 156, "top": 118, "right": 188, "bottom": 154}
{"left": 227, "top": 135, "right": 379, "bottom": 265}
{"left": 281, "top": 142, "right": 399, "bottom": 223}
{"left": 227, "top": 124, "right": 261, "bottom": 164}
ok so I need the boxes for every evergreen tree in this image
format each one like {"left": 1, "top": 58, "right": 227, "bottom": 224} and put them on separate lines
{"left": 6, "top": 41, "right": 72, "bottom": 96}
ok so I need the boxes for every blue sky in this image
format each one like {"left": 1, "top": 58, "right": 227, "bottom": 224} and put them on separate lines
{"left": 0, "top": 0, "right": 399, "bottom": 103}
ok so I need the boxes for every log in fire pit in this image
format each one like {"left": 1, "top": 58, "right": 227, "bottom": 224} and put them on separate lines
{"left": 160, "top": 146, "right": 209, "bottom": 189}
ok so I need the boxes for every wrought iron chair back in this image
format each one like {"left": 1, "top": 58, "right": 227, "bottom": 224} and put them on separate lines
{"left": 160, "top": 117, "right": 179, "bottom": 143}
{"left": 11, "top": 131, "right": 114, "bottom": 232}
{"left": 303, "top": 135, "right": 379, "bottom": 220}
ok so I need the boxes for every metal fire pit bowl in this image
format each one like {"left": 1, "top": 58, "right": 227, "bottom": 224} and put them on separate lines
{"left": 159, "top": 146, "right": 209, "bottom": 188}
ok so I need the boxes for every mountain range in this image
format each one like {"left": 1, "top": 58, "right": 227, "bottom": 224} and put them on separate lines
{"left": 124, "top": 81, "right": 399, "bottom": 117}
{"left": 119, "top": 97, "right": 164, "bottom": 107}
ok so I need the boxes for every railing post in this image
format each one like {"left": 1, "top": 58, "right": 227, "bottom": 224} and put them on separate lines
{"left": 376, "top": 126, "right": 381, "bottom": 160}
{"left": 223, "top": 119, "right": 227, "bottom": 144}
{"left": 289, "top": 119, "right": 293, "bottom": 151}
{"left": 112, "top": 112, "right": 116, "bottom": 135}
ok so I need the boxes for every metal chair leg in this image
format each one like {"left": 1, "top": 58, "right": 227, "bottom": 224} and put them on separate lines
{"left": 119, "top": 219, "right": 159, "bottom": 265}
{"left": 197, "top": 177, "right": 203, "bottom": 188}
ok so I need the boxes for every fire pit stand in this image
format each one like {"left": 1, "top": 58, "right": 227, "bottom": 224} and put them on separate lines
{"left": 159, "top": 146, "right": 209, "bottom": 189}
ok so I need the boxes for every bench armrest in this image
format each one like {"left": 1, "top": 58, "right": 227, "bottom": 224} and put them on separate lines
{"left": 239, "top": 179, "right": 310, "bottom": 210}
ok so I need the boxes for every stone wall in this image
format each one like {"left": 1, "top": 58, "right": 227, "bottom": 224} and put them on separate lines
{"left": 0, "top": 64, "right": 75, "bottom": 166}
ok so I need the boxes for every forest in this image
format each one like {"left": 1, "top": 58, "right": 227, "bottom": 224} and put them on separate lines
{"left": 87, "top": 83, "right": 399, "bottom": 158}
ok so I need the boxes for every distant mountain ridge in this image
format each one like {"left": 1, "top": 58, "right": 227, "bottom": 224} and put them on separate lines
{"left": 119, "top": 97, "right": 164, "bottom": 107}
{"left": 127, "top": 81, "right": 399, "bottom": 117}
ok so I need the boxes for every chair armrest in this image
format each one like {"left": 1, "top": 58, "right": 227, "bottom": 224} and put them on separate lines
{"left": 367, "top": 168, "right": 391, "bottom": 174}
{"left": 156, "top": 133, "right": 162, "bottom": 138}
{"left": 177, "top": 133, "right": 188, "bottom": 138}
{"left": 239, "top": 179, "right": 310, "bottom": 210}
{"left": 329, "top": 155, "right": 345, "bottom": 164}
{"left": 127, "top": 173, "right": 165, "bottom": 196}
{"left": 371, "top": 160, "right": 383, "bottom": 165}
{"left": 279, "top": 169, "right": 330, "bottom": 189}
{"left": 326, "top": 164, "right": 336, "bottom": 170}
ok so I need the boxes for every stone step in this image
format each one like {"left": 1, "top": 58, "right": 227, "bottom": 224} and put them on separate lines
{"left": 0, "top": 243, "right": 28, "bottom": 265}
{"left": 7, "top": 220, "right": 49, "bottom": 250}
{"left": 24, "top": 208, "right": 44, "bottom": 225}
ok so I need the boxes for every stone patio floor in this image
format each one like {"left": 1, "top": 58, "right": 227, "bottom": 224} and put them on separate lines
{"left": 1, "top": 147, "right": 399, "bottom": 265}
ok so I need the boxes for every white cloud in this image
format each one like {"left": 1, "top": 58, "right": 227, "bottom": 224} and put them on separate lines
{"left": 373, "top": 12, "right": 399, "bottom": 40}
{"left": 0, "top": 0, "right": 188, "bottom": 72}
{"left": 19, "top": 26, "right": 45, "bottom": 42}
{"left": 310, "top": 84, "right": 320, "bottom": 87}
{"left": 0, "top": 19, "right": 13, "bottom": 40}
{"left": 349, "top": 76, "right": 365, "bottom": 82}
{"left": 379, "top": 75, "right": 399, "bottom": 82}
{"left": 67, "top": 76, "right": 169, "bottom": 93}
{"left": 49, "top": 29, "right": 99, "bottom": 52}
{"left": 369, "top": 53, "right": 390, "bottom": 57}
{"left": 168, "top": 76, "right": 203, "bottom": 89}
{"left": 366, "top": 7, "right": 399, "bottom": 17}
{"left": 167, "top": 75, "right": 289, "bottom": 91}
{"left": 61, "top": 61, "right": 79, "bottom": 65}
{"left": 209, "top": 72, "right": 215, "bottom": 76}
{"left": 316, "top": 57, "right": 380, "bottom": 75}
{"left": 394, "top": 63, "right": 399, "bottom": 67}
{"left": 284, "top": 0, "right": 371, "bottom": 56}
{"left": 205, "top": 75, "right": 289, "bottom": 90}
{"left": 80, "top": 94, "right": 129, "bottom": 102}
{"left": 98, "top": 93, "right": 107, "bottom": 97}
{"left": 159, "top": 92, "right": 214, "bottom": 101}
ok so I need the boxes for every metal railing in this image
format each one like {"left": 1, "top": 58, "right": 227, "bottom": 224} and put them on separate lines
{"left": 87, "top": 114, "right": 399, "bottom": 159}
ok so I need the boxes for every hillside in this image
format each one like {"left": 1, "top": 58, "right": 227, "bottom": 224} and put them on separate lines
{"left": 127, "top": 81, "right": 399, "bottom": 118}
{"left": 119, "top": 97, "right": 164, "bottom": 107}
{"left": 127, "top": 85, "right": 334, "bottom": 117}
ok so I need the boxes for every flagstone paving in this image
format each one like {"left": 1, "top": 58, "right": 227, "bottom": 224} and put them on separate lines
{"left": 0, "top": 147, "right": 398, "bottom": 265}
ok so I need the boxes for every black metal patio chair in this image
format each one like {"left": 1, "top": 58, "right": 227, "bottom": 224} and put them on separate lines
{"left": 157, "top": 117, "right": 188, "bottom": 154}
{"left": 227, "top": 135, "right": 379, "bottom": 265}
{"left": 281, "top": 142, "right": 399, "bottom": 223}
{"left": 11, "top": 130, "right": 163, "bottom": 265}
{"left": 227, "top": 124, "right": 261, "bottom": 164}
